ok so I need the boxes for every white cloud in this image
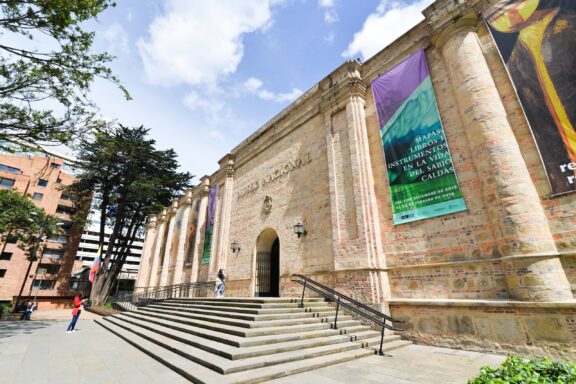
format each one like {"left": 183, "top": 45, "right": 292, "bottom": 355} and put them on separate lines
{"left": 318, "top": 0, "right": 339, "bottom": 24}
{"left": 242, "top": 77, "right": 303, "bottom": 103}
{"left": 137, "top": 0, "right": 281, "bottom": 87}
{"left": 343, "top": 0, "right": 434, "bottom": 60}
{"left": 103, "top": 23, "right": 130, "bottom": 53}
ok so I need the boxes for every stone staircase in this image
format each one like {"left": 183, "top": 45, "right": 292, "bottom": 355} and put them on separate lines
{"left": 95, "top": 297, "right": 410, "bottom": 383}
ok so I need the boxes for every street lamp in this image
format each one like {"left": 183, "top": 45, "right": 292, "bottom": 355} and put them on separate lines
{"left": 293, "top": 222, "right": 307, "bottom": 239}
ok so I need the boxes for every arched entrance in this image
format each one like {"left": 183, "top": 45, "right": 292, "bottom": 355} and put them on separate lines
{"left": 255, "top": 229, "right": 280, "bottom": 297}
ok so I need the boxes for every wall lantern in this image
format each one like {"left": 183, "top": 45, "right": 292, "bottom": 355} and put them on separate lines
{"left": 231, "top": 240, "right": 241, "bottom": 253}
{"left": 293, "top": 222, "right": 307, "bottom": 238}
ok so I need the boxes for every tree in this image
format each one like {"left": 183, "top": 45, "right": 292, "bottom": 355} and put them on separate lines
{"left": 70, "top": 125, "right": 192, "bottom": 304}
{"left": 0, "top": 1, "right": 129, "bottom": 152}
{"left": 0, "top": 188, "right": 58, "bottom": 258}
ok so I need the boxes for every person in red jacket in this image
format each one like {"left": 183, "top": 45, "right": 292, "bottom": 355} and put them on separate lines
{"left": 66, "top": 293, "right": 86, "bottom": 333}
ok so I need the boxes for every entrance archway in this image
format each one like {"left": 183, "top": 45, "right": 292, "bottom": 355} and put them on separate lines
{"left": 255, "top": 228, "right": 280, "bottom": 297}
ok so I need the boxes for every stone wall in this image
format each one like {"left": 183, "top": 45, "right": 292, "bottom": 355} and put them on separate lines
{"left": 136, "top": 0, "right": 576, "bottom": 359}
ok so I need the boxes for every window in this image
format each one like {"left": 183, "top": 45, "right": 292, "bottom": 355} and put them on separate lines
{"left": 0, "top": 269, "right": 6, "bottom": 278}
{"left": 0, "top": 177, "right": 15, "bottom": 188}
{"left": 32, "top": 192, "right": 43, "bottom": 201}
{"left": 60, "top": 193, "right": 78, "bottom": 202}
{"left": 59, "top": 221, "right": 72, "bottom": 230}
{"left": 0, "top": 164, "right": 20, "bottom": 173}
{"left": 69, "top": 281, "right": 89, "bottom": 291}
{"left": 0, "top": 252, "right": 12, "bottom": 260}
{"left": 37, "top": 179, "right": 48, "bottom": 187}
{"left": 36, "top": 264, "right": 60, "bottom": 275}
{"left": 48, "top": 234, "right": 68, "bottom": 244}
{"left": 31, "top": 280, "right": 55, "bottom": 290}
{"left": 56, "top": 205, "right": 76, "bottom": 215}
{"left": 50, "top": 162, "right": 60, "bottom": 169}
{"left": 43, "top": 249, "right": 65, "bottom": 259}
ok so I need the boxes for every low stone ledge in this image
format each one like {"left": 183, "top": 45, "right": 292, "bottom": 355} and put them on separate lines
{"left": 388, "top": 298, "right": 576, "bottom": 309}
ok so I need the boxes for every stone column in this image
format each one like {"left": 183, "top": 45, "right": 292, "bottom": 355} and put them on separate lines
{"left": 134, "top": 214, "right": 158, "bottom": 293}
{"left": 321, "top": 61, "right": 390, "bottom": 303}
{"left": 159, "top": 200, "right": 179, "bottom": 286}
{"left": 190, "top": 176, "right": 210, "bottom": 283}
{"left": 214, "top": 154, "right": 235, "bottom": 271}
{"left": 172, "top": 191, "right": 194, "bottom": 285}
{"left": 147, "top": 209, "right": 167, "bottom": 288}
{"left": 433, "top": 13, "right": 572, "bottom": 301}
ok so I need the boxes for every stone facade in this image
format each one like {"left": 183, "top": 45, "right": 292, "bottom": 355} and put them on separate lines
{"left": 136, "top": 0, "right": 576, "bottom": 359}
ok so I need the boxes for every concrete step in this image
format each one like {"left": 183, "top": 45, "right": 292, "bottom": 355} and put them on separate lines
{"left": 121, "top": 311, "right": 367, "bottom": 348}
{"left": 97, "top": 296, "right": 412, "bottom": 383}
{"left": 111, "top": 313, "right": 395, "bottom": 360}
{"left": 102, "top": 316, "right": 371, "bottom": 375}
{"left": 137, "top": 306, "right": 353, "bottom": 329}
{"left": 144, "top": 304, "right": 336, "bottom": 321}
{"left": 123, "top": 309, "right": 362, "bottom": 338}
{"left": 166, "top": 297, "right": 326, "bottom": 304}
{"left": 95, "top": 318, "right": 227, "bottom": 383}
{"left": 96, "top": 318, "right": 399, "bottom": 384}
{"left": 160, "top": 299, "right": 327, "bottom": 309}
{"left": 148, "top": 302, "right": 334, "bottom": 315}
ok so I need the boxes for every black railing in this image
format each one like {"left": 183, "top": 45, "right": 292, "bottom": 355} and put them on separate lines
{"left": 292, "top": 274, "right": 404, "bottom": 356}
{"left": 130, "top": 281, "right": 216, "bottom": 306}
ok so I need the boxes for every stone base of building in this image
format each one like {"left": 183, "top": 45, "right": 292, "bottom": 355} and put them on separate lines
{"left": 389, "top": 299, "right": 576, "bottom": 360}
{"left": 12, "top": 296, "right": 76, "bottom": 310}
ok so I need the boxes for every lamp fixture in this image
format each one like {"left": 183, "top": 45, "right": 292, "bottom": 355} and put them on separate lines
{"left": 231, "top": 240, "right": 241, "bottom": 253}
{"left": 293, "top": 222, "right": 307, "bottom": 238}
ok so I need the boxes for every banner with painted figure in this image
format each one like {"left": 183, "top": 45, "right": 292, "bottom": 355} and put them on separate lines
{"left": 484, "top": 0, "right": 576, "bottom": 195}
{"left": 372, "top": 49, "right": 466, "bottom": 225}
{"left": 201, "top": 185, "right": 218, "bottom": 264}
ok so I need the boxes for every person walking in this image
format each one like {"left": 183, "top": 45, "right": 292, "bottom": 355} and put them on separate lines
{"left": 214, "top": 269, "right": 226, "bottom": 298}
{"left": 66, "top": 294, "right": 86, "bottom": 333}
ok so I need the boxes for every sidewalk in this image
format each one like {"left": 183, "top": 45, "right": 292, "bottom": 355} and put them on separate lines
{"left": 0, "top": 311, "right": 190, "bottom": 384}
{"left": 0, "top": 309, "right": 507, "bottom": 384}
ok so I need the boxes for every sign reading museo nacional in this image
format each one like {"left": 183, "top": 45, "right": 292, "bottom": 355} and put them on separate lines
{"left": 484, "top": 0, "right": 576, "bottom": 195}
{"left": 372, "top": 50, "right": 466, "bottom": 224}
{"left": 236, "top": 153, "right": 312, "bottom": 200}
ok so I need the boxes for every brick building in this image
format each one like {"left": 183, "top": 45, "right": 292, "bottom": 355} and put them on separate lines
{"left": 0, "top": 150, "right": 84, "bottom": 309}
{"left": 136, "top": 0, "right": 576, "bottom": 359}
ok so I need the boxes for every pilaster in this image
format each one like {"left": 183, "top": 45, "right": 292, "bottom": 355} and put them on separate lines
{"left": 159, "top": 199, "right": 179, "bottom": 286}
{"left": 190, "top": 176, "right": 210, "bottom": 283}
{"left": 147, "top": 209, "right": 167, "bottom": 288}
{"left": 215, "top": 154, "right": 235, "bottom": 272}
{"left": 172, "top": 190, "right": 194, "bottom": 285}
{"left": 134, "top": 214, "right": 158, "bottom": 292}
{"left": 433, "top": 13, "right": 572, "bottom": 301}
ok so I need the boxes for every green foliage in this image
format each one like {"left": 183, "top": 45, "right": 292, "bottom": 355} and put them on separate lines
{"left": 469, "top": 356, "right": 576, "bottom": 384}
{"left": 0, "top": 301, "right": 12, "bottom": 314}
{"left": 0, "top": 0, "right": 129, "bottom": 152}
{"left": 0, "top": 188, "right": 59, "bottom": 258}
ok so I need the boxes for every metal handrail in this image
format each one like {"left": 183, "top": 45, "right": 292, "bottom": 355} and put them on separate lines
{"left": 293, "top": 274, "right": 403, "bottom": 324}
{"left": 292, "top": 274, "right": 404, "bottom": 356}
{"left": 131, "top": 281, "right": 216, "bottom": 305}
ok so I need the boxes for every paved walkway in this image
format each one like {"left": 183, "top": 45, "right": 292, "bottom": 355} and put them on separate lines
{"left": 0, "top": 309, "right": 507, "bottom": 384}
{"left": 267, "top": 344, "right": 506, "bottom": 384}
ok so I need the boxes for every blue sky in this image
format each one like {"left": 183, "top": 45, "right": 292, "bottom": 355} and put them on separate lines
{"left": 86, "top": 0, "right": 434, "bottom": 180}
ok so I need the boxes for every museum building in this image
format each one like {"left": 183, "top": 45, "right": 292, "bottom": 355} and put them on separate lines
{"left": 135, "top": 0, "right": 576, "bottom": 359}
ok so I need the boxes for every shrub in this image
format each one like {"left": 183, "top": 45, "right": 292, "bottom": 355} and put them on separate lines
{"left": 469, "top": 356, "right": 576, "bottom": 384}
{"left": 0, "top": 302, "right": 13, "bottom": 314}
